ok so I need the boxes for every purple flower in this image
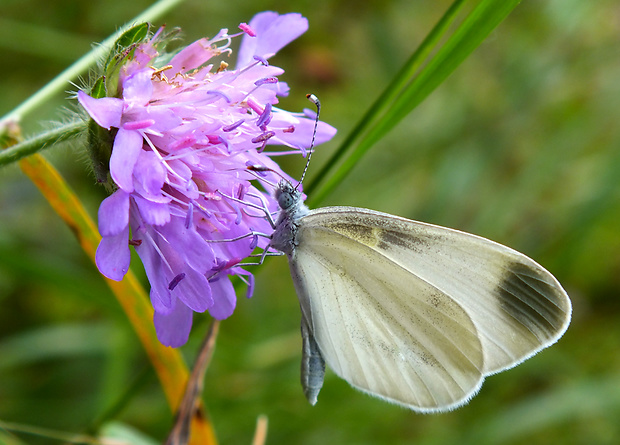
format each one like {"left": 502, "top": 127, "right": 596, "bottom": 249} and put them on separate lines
{"left": 78, "top": 12, "right": 336, "bottom": 347}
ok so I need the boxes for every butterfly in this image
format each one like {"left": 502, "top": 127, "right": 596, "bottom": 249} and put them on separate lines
{"left": 260, "top": 95, "right": 571, "bottom": 412}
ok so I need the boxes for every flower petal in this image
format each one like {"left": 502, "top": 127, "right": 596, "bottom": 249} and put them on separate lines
{"left": 134, "top": 195, "right": 171, "bottom": 226}
{"left": 110, "top": 128, "right": 143, "bottom": 192}
{"left": 122, "top": 69, "right": 154, "bottom": 104}
{"left": 172, "top": 267, "right": 213, "bottom": 312}
{"left": 272, "top": 117, "right": 337, "bottom": 149}
{"left": 98, "top": 189, "right": 130, "bottom": 236}
{"left": 150, "top": 279, "right": 172, "bottom": 313}
{"left": 130, "top": 207, "right": 173, "bottom": 310}
{"left": 162, "top": 218, "right": 216, "bottom": 272}
{"left": 236, "top": 12, "right": 308, "bottom": 68}
{"left": 95, "top": 225, "right": 130, "bottom": 281}
{"left": 140, "top": 248, "right": 173, "bottom": 311}
{"left": 136, "top": 150, "right": 165, "bottom": 189}
{"left": 208, "top": 276, "right": 236, "bottom": 319}
{"left": 169, "top": 38, "right": 218, "bottom": 75}
{"left": 154, "top": 299, "right": 193, "bottom": 347}
{"left": 77, "top": 90, "right": 123, "bottom": 129}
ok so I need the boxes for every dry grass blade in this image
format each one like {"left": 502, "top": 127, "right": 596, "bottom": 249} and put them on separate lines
{"left": 165, "top": 320, "right": 221, "bottom": 445}
{"left": 251, "top": 415, "right": 269, "bottom": 445}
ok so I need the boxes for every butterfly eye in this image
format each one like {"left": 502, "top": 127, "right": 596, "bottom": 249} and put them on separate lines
{"left": 278, "top": 189, "right": 295, "bottom": 210}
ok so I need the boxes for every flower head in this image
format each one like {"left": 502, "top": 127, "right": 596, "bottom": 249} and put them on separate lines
{"left": 78, "top": 12, "right": 336, "bottom": 347}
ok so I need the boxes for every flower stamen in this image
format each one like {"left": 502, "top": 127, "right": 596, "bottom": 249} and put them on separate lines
{"left": 168, "top": 273, "right": 186, "bottom": 290}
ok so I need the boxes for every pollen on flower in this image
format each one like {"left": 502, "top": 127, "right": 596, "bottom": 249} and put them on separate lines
{"left": 81, "top": 11, "right": 336, "bottom": 348}
{"left": 152, "top": 65, "right": 174, "bottom": 81}
{"left": 252, "top": 131, "right": 275, "bottom": 144}
{"left": 217, "top": 61, "right": 229, "bottom": 73}
{"left": 257, "top": 103, "right": 272, "bottom": 128}
{"left": 223, "top": 119, "right": 245, "bottom": 132}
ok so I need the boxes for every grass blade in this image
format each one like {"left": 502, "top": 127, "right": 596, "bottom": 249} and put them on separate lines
{"left": 308, "top": 0, "right": 522, "bottom": 205}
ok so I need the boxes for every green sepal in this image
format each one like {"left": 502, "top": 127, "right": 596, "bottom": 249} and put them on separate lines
{"left": 114, "top": 22, "right": 150, "bottom": 51}
{"left": 83, "top": 23, "right": 152, "bottom": 186}
{"left": 87, "top": 118, "right": 114, "bottom": 185}
{"left": 102, "top": 22, "right": 152, "bottom": 98}
{"left": 103, "top": 22, "right": 151, "bottom": 72}
{"left": 90, "top": 76, "right": 108, "bottom": 99}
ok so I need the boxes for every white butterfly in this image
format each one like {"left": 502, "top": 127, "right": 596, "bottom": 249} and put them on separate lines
{"left": 267, "top": 179, "right": 571, "bottom": 413}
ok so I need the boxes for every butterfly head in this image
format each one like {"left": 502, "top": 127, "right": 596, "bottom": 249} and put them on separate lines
{"left": 276, "top": 180, "right": 302, "bottom": 211}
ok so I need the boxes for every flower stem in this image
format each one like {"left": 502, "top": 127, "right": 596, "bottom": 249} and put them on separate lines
{"left": 0, "top": 120, "right": 85, "bottom": 166}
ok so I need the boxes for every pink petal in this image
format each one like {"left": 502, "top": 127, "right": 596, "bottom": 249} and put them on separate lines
{"left": 271, "top": 114, "right": 337, "bottom": 149}
{"left": 133, "top": 195, "right": 171, "bottom": 226}
{"left": 95, "top": 226, "right": 130, "bottom": 281}
{"left": 208, "top": 276, "right": 236, "bottom": 319}
{"left": 110, "top": 128, "right": 143, "bottom": 192}
{"left": 153, "top": 299, "right": 193, "bottom": 347}
{"left": 172, "top": 267, "right": 213, "bottom": 312}
{"left": 77, "top": 90, "right": 123, "bottom": 129}
{"left": 98, "top": 189, "right": 130, "bottom": 236}
{"left": 236, "top": 12, "right": 308, "bottom": 68}
{"left": 122, "top": 69, "right": 154, "bottom": 104}
{"left": 168, "top": 38, "right": 218, "bottom": 75}
{"left": 133, "top": 150, "right": 167, "bottom": 200}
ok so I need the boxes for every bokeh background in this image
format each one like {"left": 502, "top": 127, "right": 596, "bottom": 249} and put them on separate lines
{"left": 1, "top": 0, "right": 620, "bottom": 443}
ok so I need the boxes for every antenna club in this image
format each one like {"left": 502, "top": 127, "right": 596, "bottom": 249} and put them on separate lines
{"left": 306, "top": 93, "right": 321, "bottom": 109}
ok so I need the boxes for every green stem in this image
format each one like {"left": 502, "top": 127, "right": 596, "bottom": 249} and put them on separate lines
{"left": 0, "top": 0, "right": 186, "bottom": 124}
{"left": 0, "top": 120, "right": 85, "bottom": 166}
{"left": 306, "top": 0, "right": 469, "bottom": 203}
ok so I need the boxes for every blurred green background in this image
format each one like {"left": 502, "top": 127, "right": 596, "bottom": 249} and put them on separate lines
{"left": 1, "top": 0, "right": 620, "bottom": 444}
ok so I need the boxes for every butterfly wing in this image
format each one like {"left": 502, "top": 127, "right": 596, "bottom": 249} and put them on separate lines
{"left": 288, "top": 206, "right": 571, "bottom": 412}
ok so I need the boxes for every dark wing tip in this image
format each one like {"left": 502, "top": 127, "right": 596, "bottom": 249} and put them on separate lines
{"left": 498, "top": 260, "right": 572, "bottom": 344}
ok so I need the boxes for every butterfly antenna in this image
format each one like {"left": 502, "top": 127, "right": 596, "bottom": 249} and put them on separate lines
{"left": 296, "top": 93, "right": 321, "bottom": 190}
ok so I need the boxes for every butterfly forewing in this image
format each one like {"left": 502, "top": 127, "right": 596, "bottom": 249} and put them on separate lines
{"left": 289, "top": 206, "right": 571, "bottom": 410}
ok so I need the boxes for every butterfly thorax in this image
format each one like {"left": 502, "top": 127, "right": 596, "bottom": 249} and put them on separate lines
{"left": 270, "top": 181, "right": 310, "bottom": 255}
